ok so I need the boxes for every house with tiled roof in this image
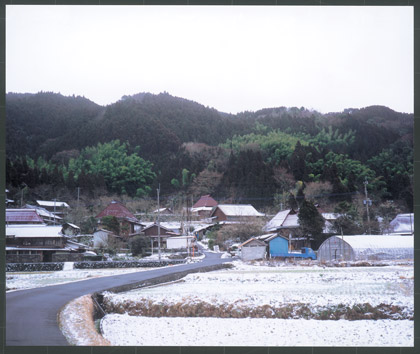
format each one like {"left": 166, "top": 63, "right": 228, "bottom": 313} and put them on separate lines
{"left": 191, "top": 195, "right": 219, "bottom": 219}
{"left": 5, "top": 224, "right": 87, "bottom": 263}
{"left": 96, "top": 201, "right": 142, "bottom": 236}
{"left": 6, "top": 209, "right": 45, "bottom": 225}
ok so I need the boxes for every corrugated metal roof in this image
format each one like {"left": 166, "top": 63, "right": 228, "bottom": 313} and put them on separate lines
{"left": 215, "top": 204, "right": 265, "bottom": 217}
{"left": 6, "top": 209, "right": 45, "bottom": 224}
{"left": 6, "top": 225, "right": 63, "bottom": 238}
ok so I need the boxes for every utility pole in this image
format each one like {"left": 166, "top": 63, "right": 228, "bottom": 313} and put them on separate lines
{"left": 364, "top": 179, "right": 371, "bottom": 234}
{"left": 77, "top": 187, "right": 81, "bottom": 208}
{"left": 157, "top": 184, "right": 161, "bottom": 262}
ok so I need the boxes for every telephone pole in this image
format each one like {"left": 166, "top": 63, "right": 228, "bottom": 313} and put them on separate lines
{"left": 157, "top": 184, "right": 161, "bottom": 262}
{"left": 364, "top": 179, "right": 371, "bottom": 234}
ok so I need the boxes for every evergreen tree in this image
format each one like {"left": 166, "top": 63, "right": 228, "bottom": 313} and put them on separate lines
{"left": 298, "top": 199, "right": 325, "bottom": 248}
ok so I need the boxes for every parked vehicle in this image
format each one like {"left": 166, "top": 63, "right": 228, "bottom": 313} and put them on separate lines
{"left": 271, "top": 247, "right": 316, "bottom": 260}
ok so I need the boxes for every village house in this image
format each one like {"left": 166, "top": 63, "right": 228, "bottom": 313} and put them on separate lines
{"left": 96, "top": 201, "right": 143, "bottom": 237}
{"left": 6, "top": 209, "right": 45, "bottom": 225}
{"left": 210, "top": 204, "right": 265, "bottom": 223}
{"left": 263, "top": 209, "right": 340, "bottom": 249}
{"left": 141, "top": 223, "right": 181, "bottom": 248}
{"left": 5, "top": 224, "right": 87, "bottom": 263}
{"left": 191, "top": 195, "right": 218, "bottom": 219}
{"left": 152, "top": 207, "right": 173, "bottom": 215}
{"left": 93, "top": 229, "right": 121, "bottom": 249}
{"left": 25, "top": 204, "right": 63, "bottom": 225}
{"left": 36, "top": 200, "right": 70, "bottom": 218}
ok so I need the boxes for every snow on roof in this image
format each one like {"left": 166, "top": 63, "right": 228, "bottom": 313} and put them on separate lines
{"left": 282, "top": 214, "right": 299, "bottom": 228}
{"left": 142, "top": 223, "right": 179, "bottom": 233}
{"left": 255, "top": 233, "right": 279, "bottom": 242}
{"left": 6, "top": 209, "right": 45, "bottom": 224}
{"left": 193, "top": 195, "right": 218, "bottom": 208}
{"left": 36, "top": 200, "right": 70, "bottom": 208}
{"left": 215, "top": 204, "right": 265, "bottom": 217}
{"left": 25, "top": 204, "right": 63, "bottom": 220}
{"left": 263, "top": 210, "right": 292, "bottom": 231}
{"left": 64, "top": 223, "right": 80, "bottom": 229}
{"left": 191, "top": 206, "right": 214, "bottom": 212}
{"left": 321, "top": 213, "right": 340, "bottom": 220}
{"left": 239, "top": 238, "right": 267, "bottom": 248}
{"left": 152, "top": 208, "right": 172, "bottom": 213}
{"left": 6, "top": 225, "right": 63, "bottom": 238}
{"left": 390, "top": 214, "right": 414, "bottom": 234}
{"left": 333, "top": 235, "right": 413, "bottom": 250}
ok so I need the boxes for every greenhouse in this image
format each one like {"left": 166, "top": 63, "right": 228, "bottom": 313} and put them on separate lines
{"left": 317, "top": 235, "right": 414, "bottom": 262}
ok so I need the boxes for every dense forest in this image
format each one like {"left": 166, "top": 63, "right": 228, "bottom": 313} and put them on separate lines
{"left": 6, "top": 91, "right": 413, "bottom": 227}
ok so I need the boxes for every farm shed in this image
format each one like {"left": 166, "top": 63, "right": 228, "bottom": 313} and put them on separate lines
{"left": 239, "top": 238, "right": 267, "bottom": 261}
{"left": 166, "top": 236, "right": 195, "bottom": 250}
{"left": 317, "top": 235, "right": 414, "bottom": 262}
{"left": 256, "top": 233, "right": 289, "bottom": 258}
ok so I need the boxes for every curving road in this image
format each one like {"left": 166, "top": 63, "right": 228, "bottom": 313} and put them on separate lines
{"left": 6, "top": 251, "right": 229, "bottom": 346}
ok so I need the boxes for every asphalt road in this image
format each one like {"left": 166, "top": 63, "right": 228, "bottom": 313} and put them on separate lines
{"left": 6, "top": 251, "right": 228, "bottom": 346}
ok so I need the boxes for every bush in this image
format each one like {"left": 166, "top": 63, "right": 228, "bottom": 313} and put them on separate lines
{"left": 129, "top": 236, "right": 151, "bottom": 257}
{"left": 208, "top": 239, "right": 214, "bottom": 250}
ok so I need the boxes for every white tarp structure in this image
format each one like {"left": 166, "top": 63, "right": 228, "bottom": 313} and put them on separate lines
{"left": 317, "top": 235, "right": 414, "bottom": 262}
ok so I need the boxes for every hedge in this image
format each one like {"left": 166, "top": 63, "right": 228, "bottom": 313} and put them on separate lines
{"left": 6, "top": 262, "right": 64, "bottom": 272}
{"left": 73, "top": 260, "right": 186, "bottom": 269}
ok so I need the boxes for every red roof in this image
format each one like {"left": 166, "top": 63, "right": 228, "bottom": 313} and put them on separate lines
{"left": 96, "top": 201, "right": 139, "bottom": 222}
{"left": 6, "top": 209, "right": 44, "bottom": 224}
{"left": 192, "top": 195, "right": 218, "bottom": 208}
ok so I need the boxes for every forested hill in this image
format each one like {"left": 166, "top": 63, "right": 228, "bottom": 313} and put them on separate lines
{"left": 6, "top": 91, "right": 414, "bottom": 213}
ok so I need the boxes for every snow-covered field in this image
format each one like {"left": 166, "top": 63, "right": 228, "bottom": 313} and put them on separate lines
{"left": 101, "top": 261, "right": 414, "bottom": 347}
{"left": 101, "top": 316, "right": 413, "bottom": 347}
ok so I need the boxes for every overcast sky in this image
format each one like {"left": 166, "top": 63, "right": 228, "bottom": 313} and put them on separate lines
{"left": 6, "top": 5, "right": 413, "bottom": 114}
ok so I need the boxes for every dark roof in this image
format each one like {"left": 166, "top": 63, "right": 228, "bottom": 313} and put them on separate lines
{"left": 6, "top": 209, "right": 44, "bottom": 224}
{"left": 96, "top": 201, "right": 139, "bottom": 222}
{"left": 192, "top": 195, "right": 218, "bottom": 208}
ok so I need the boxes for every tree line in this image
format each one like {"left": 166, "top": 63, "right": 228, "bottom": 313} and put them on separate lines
{"left": 6, "top": 91, "right": 413, "bottom": 214}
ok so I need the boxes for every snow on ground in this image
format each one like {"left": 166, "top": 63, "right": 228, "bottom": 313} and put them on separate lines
{"left": 104, "top": 261, "right": 414, "bottom": 310}
{"left": 101, "top": 260, "right": 414, "bottom": 346}
{"left": 6, "top": 267, "right": 162, "bottom": 291}
{"left": 101, "top": 315, "right": 413, "bottom": 347}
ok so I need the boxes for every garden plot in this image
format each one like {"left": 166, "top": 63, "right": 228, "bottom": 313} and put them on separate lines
{"left": 101, "top": 261, "right": 414, "bottom": 346}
